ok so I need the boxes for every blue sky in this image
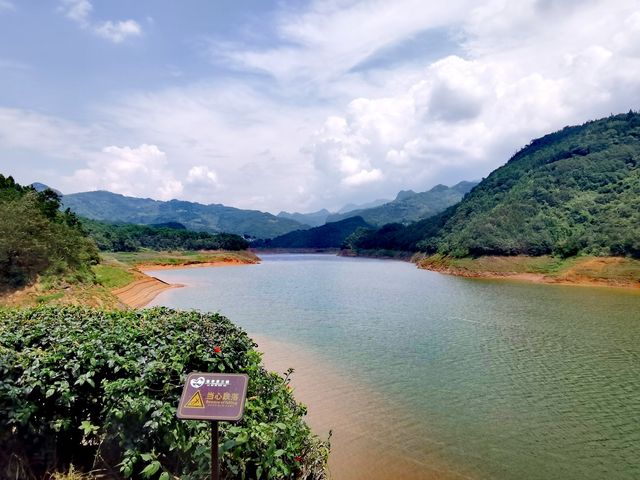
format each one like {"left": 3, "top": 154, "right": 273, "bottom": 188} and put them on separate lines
{"left": 1, "top": 0, "right": 640, "bottom": 213}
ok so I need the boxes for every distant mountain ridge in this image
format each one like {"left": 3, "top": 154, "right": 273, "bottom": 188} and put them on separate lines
{"left": 326, "top": 181, "right": 478, "bottom": 226}
{"left": 255, "top": 216, "right": 373, "bottom": 249}
{"left": 30, "top": 182, "right": 63, "bottom": 196}
{"left": 277, "top": 209, "right": 331, "bottom": 227}
{"left": 62, "top": 190, "right": 306, "bottom": 239}
{"left": 337, "top": 198, "right": 390, "bottom": 214}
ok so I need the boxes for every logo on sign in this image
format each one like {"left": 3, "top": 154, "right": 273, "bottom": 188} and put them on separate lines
{"left": 190, "top": 376, "right": 205, "bottom": 388}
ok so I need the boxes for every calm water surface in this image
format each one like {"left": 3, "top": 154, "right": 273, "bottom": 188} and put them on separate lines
{"left": 148, "top": 254, "right": 640, "bottom": 480}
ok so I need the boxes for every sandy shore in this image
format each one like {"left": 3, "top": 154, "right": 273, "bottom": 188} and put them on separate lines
{"left": 418, "top": 256, "right": 640, "bottom": 290}
{"left": 113, "top": 275, "right": 182, "bottom": 308}
{"left": 254, "top": 335, "right": 472, "bottom": 480}
{"left": 135, "top": 258, "right": 260, "bottom": 271}
{"left": 115, "top": 258, "right": 259, "bottom": 308}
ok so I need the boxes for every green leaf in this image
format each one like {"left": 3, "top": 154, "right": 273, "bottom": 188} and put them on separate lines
{"left": 221, "top": 439, "right": 236, "bottom": 452}
{"left": 235, "top": 431, "right": 249, "bottom": 444}
{"left": 140, "top": 460, "right": 161, "bottom": 478}
{"left": 159, "top": 472, "right": 170, "bottom": 480}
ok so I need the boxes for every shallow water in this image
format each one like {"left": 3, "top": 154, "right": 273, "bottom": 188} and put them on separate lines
{"left": 147, "top": 254, "right": 640, "bottom": 480}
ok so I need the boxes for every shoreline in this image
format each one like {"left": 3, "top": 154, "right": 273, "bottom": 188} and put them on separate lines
{"left": 115, "top": 256, "right": 260, "bottom": 308}
{"left": 113, "top": 275, "right": 183, "bottom": 309}
{"left": 416, "top": 255, "right": 640, "bottom": 290}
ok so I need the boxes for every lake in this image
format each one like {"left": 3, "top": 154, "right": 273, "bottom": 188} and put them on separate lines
{"left": 147, "top": 254, "right": 640, "bottom": 480}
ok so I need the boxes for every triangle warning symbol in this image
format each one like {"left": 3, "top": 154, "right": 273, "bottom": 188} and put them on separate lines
{"left": 185, "top": 390, "right": 205, "bottom": 408}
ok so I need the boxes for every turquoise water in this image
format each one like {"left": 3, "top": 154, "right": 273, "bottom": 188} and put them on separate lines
{"left": 147, "top": 254, "right": 640, "bottom": 480}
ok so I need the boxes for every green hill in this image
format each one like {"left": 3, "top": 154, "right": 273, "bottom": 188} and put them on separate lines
{"left": 62, "top": 190, "right": 306, "bottom": 239}
{"left": 0, "top": 175, "right": 99, "bottom": 289}
{"left": 355, "top": 112, "right": 640, "bottom": 258}
{"left": 81, "top": 218, "right": 250, "bottom": 252}
{"left": 326, "top": 181, "right": 477, "bottom": 226}
{"left": 255, "top": 216, "right": 373, "bottom": 249}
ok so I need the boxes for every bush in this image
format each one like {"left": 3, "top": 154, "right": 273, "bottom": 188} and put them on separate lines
{"left": 0, "top": 175, "right": 99, "bottom": 289}
{"left": 0, "top": 307, "right": 329, "bottom": 479}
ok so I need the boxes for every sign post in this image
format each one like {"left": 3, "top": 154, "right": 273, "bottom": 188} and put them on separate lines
{"left": 177, "top": 373, "right": 249, "bottom": 480}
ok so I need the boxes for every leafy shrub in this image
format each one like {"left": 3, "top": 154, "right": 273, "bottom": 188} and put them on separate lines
{"left": 0, "top": 175, "right": 99, "bottom": 289}
{"left": 0, "top": 307, "right": 329, "bottom": 479}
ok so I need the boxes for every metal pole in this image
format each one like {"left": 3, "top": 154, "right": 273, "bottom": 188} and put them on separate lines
{"left": 211, "top": 421, "right": 219, "bottom": 480}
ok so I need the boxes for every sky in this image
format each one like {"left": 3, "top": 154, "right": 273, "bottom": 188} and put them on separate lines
{"left": 1, "top": 0, "right": 639, "bottom": 214}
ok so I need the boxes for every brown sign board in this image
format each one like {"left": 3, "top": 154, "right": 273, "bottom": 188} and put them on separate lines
{"left": 177, "top": 372, "right": 249, "bottom": 421}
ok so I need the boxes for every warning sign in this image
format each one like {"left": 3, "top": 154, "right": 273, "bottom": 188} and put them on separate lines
{"left": 184, "top": 390, "right": 205, "bottom": 408}
{"left": 177, "top": 372, "right": 249, "bottom": 421}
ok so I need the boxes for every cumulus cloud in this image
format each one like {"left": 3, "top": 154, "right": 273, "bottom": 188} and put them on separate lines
{"left": 5, "top": 0, "right": 640, "bottom": 213}
{"left": 93, "top": 20, "right": 141, "bottom": 43}
{"left": 187, "top": 165, "right": 218, "bottom": 186}
{"left": 68, "top": 144, "right": 184, "bottom": 200}
{"left": 303, "top": 0, "right": 640, "bottom": 201}
{"left": 59, "top": 0, "right": 141, "bottom": 43}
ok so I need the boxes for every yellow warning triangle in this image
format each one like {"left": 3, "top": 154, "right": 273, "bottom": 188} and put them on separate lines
{"left": 185, "top": 390, "right": 205, "bottom": 408}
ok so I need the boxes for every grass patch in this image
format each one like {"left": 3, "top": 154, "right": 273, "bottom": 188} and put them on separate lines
{"left": 92, "top": 263, "right": 135, "bottom": 289}
{"left": 104, "top": 249, "right": 259, "bottom": 268}
{"left": 35, "top": 292, "right": 65, "bottom": 304}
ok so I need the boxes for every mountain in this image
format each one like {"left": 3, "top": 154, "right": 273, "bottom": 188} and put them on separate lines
{"left": 337, "top": 198, "right": 390, "bottom": 214}
{"left": 255, "top": 216, "right": 373, "bottom": 249}
{"left": 30, "top": 182, "right": 63, "bottom": 196}
{"left": 277, "top": 209, "right": 331, "bottom": 227}
{"left": 354, "top": 112, "right": 640, "bottom": 258}
{"left": 62, "top": 190, "right": 306, "bottom": 239}
{"left": 326, "top": 181, "right": 478, "bottom": 226}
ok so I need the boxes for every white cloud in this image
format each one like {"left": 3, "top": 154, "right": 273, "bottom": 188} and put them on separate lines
{"left": 60, "top": 0, "right": 91, "bottom": 24}
{"left": 211, "top": 0, "right": 471, "bottom": 85}
{"left": 5, "top": 0, "right": 640, "bottom": 213}
{"left": 59, "top": 0, "right": 141, "bottom": 43}
{"left": 302, "top": 0, "right": 640, "bottom": 205}
{"left": 67, "top": 144, "right": 184, "bottom": 200}
{"left": 187, "top": 165, "right": 218, "bottom": 186}
{"left": 94, "top": 20, "right": 142, "bottom": 43}
{"left": 0, "top": 107, "right": 98, "bottom": 160}
{"left": 343, "top": 168, "right": 383, "bottom": 186}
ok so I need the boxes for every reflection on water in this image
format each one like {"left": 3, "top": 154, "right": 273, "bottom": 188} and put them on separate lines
{"left": 147, "top": 254, "right": 640, "bottom": 480}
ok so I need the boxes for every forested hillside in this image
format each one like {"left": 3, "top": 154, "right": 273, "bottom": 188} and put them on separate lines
{"left": 62, "top": 190, "right": 305, "bottom": 239}
{"left": 355, "top": 112, "right": 640, "bottom": 257}
{"left": 326, "top": 181, "right": 477, "bottom": 226}
{"left": 0, "top": 175, "right": 98, "bottom": 288}
{"left": 255, "top": 216, "right": 373, "bottom": 249}
{"left": 82, "top": 219, "right": 249, "bottom": 252}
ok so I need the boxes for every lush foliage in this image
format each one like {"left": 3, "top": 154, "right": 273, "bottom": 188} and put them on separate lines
{"left": 62, "top": 191, "right": 305, "bottom": 239}
{"left": 326, "top": 181, "right": 476, "bottom": 226}
{"left": 82, "top": 219, "right": 249, "bottom": 252}
{"left": 354, "top": 112, "right": 640, "bottom": 258}
{"left": 254, "top": 216, "right": 373, "bottom": 249}
{"left": 0, "top": 175, "right": 99, "bottom": 289}
{"left": 0, "top": 307, "right": 329, "bottom": 479}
